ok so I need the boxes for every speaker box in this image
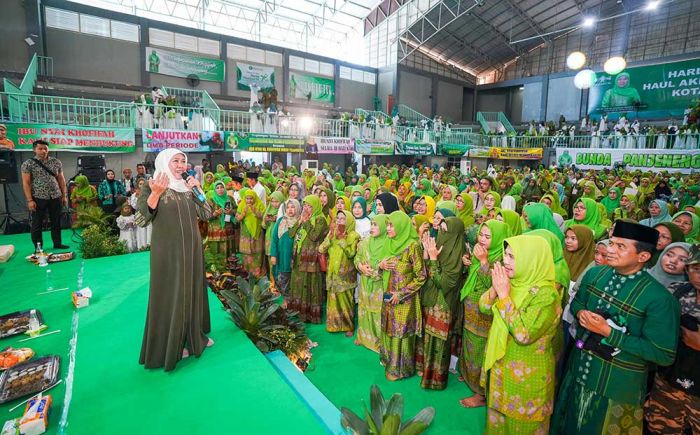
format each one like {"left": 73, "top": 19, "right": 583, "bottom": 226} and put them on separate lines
{"left": 0, "top": 150, "right": 18, "bottom": 183}
{"left": 78, "top": 155, "right": 106, "bottom": 169}
{"left": 81, "top": 167, "right": 105, "bottom": 183}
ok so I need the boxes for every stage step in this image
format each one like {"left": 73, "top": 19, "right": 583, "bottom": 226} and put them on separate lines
{"left": 266, "top": 350, "right": 348, "bottom": 435}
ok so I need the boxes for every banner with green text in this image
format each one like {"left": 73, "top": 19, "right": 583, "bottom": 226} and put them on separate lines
{"left": 354, "top": 139, "right": 395, "bottom": 155}
{"left": 8, "top": 123, "right": 135, "bottom": 153}
{"left": 225, "top": 132, "right": 305, "bottom": 153}
{"left": 438, "top": 143, "right": 470, "bottom": 156}
{"left": 146, "top": 47, "right": 225, "bottom": 82}
{"left": 555, "top": 147, "right": 700, "bottom": 174}
{"left": 395, "top": 141, "right": 435, "bottom": 156}
{"left": 289, "top": 72, "right": 335, "bottom": 103}
{"left": 236, "top": 63, "right": 275, "bottom": 91}
{"left": 587, "top": 58, "right": 700, "bottom": 120}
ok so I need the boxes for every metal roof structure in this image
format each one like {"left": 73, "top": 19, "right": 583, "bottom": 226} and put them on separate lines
{"left": 66, "top": 0, "right": 384, "bottom": 63}
{"left": 365, "top": 0, "right": 699, "bottom": 82}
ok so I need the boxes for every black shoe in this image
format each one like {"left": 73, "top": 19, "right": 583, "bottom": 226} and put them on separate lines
{"left": 53, "top": 244, "right": 70, "bottom": 250}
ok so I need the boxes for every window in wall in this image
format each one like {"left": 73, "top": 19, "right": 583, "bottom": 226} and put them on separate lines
{"left": 319, "top": 62, "right": 334, "bottom": 77}
{"left": 289, "top": 55, "right": 305, "bottom": 71}
{"left": 46, "top": 8, "right": 79, "bottom": 32}
{"left": 110, "top": 21, "right": 140, "bottom": 42}
{"left": 79, "top": 14, "right": 110, "bottom": 37}
{"left": 149, "top": 28, "right": 219, "bottom": 54}
{"left": 226, "top": 44, "right": 283, "bottom": 67}
{"left": 305, "top": 59, "right": 320, "bottom": 74}
{"left": 46, "top": 7, "right": 140, "bottom": 43}
{"left": 339, "top": 66, "right": 352, "bottom": 80}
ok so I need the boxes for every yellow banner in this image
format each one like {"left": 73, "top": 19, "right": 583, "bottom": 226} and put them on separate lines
{"left": 490, "top": 147, "right": 543, "bottom": 160}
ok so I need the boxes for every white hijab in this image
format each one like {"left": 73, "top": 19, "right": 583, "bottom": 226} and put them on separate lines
{"left": 501, "top": 195, "right": 516, "bottom": 211}
{"left": 153, "top": 149, "right": 189, "bottom": 193}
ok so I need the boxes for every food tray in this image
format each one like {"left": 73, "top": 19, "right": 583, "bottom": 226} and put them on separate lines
{"left": 0, "top": 310, "right": 43, "bottom": 339}
{"left": 0, "top": 355, "right": 60, "bottom": 404}
{"left": 25, "top": 252, "right": 74, "bottom": 264}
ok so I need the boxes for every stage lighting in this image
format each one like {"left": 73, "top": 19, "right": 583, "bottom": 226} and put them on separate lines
{"left": 604, "top": 56, "right": 627, "bottom": 75}
{"left": 574, "top": 69, "right": 597, "bottom": 90}
{"left": 566, "top": 52, "right": 587, "bottom": 70}
{"left": 646, "top": 1, "right": 660, "bottom": 10}
{"left": 582, "top": 17, "right": 595, "bottom": 27}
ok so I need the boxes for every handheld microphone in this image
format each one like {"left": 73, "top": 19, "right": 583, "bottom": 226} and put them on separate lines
{"left": 181, "top": 171, "right": 206, "bottom": 202}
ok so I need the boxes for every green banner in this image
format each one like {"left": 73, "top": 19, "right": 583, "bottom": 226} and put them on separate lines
{"left": 354, "top": 139, "right": 395, "bottom": 155}
{"left": 588, "top": 58, "right": 700, "bottom": 120}
{"left": 395, "top": 141, "right": 434, "bottom": 156}
{"left": 236, "top": 62, "right": 275, "bottom": 91}
{"left": 225, "top": 132, "right": 305, "bottom": 153}
{"left": 289, "top": 72, "right": 335, "bottom": 103}
{"left": 555, "top": 147, "right": 700, "bottom": 174}
{"left": 438, "top": 143, "right": 470, "bottom": 156}
{"left": 7, "top": 123, "right": 135, "bottom": 153}
{"left": 146, "top": 47, "right": 225, "bottom": 82}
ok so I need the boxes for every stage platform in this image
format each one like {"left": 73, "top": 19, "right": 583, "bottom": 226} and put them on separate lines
{"left": 0, "top": 230, "right": 330, "bottom": 434}
{"left": 0, "top": 230, "right": 485, "bottom": 434}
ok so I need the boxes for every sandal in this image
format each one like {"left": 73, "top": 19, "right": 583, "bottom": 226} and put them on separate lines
{"left": 459, "top": 395, "right": 486, "bottom": 408}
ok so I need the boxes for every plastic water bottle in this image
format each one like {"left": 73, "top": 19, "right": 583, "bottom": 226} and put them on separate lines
{"left": 46, "top": 269, "right": 54, "bottom": 292}
{"left": 77, "top": 260, "right": 85, "bottom": 289}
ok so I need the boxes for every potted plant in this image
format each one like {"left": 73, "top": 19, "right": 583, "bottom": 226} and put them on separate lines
{"left": 341, "top": 385, "right": 435, "bottom": 435}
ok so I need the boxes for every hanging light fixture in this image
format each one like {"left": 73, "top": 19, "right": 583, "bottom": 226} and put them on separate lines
{"left": 566, "top": 52, "right": 587, "bottom": 70}
{"left": 574, "top": 69, "right": 597, "bottom": 89}
{"left": 604, "top": 56, "right": 627, "bottom": 75}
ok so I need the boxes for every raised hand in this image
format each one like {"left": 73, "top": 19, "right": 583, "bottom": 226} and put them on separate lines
{"left": 491, "top": 262, "right": 511, "bottom": 300}
{"left": 149, "top": 173, "right": 169, "bottom": 197}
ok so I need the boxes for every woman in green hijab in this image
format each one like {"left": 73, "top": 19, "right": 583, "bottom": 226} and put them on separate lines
{"left": 214, "top": 164, "right": 228, "bottom": 181}
{"left": 523, "top": 203, "right": 565, "bottom": 243}
{"left": 541, "top": 191, "right": 568, "bottom": 219}
{"left": 672, "top": 211, "right": 700, "bottom": 244}
{"left": 201, "top": 172, "right": 216, "bottom": 193}
{"left": 333, "top": 173, "right": 345, "bottom": 192}
{"left": 497, "top": 209, "right": 523, "bottom": 237}
{"left": 418, "top": 214, "right": 466, "bottom": 390}
{"left": 600, "top": 187, "right": 621, "bottom": 219}
{"left": 479, "top": 235, "right": 561, "bottom": 434}
{"left": 262, "top": 191, "right": 286, "bottom": 267}
{"left": 602, "top": 72, "right": 642, "bottom": 108}
{"left": 416, "top": 179, "right": 437, "bottom": 198}
{"left": 458, "top": 220, "right": 509, "bottom": 408}
{"left": 378, "top": 211, "right": 427, "bottom": 381}
{"left": 70, "top": 174, "right": 98, "bottom": 215}
{"left": 456, "top": 192, "right": 475, "bottom": 230}
{"left": 613, "top": 193, "right": 643, "bottom": 222}
{"left": 564, "top": 198, "right": 608, "bottom": 240}
{"left": 288, "top": 195, "right": 329, "bottom": 324}
{"left": 354, "top": 215, "right": 389, "bottom": 352}
{"left": 236, "top": 189, "right": 266, "bottom": 278}
{"left": 319, "top": 210, "right": 360, "bottom": 336}
{"left": 205, "top": 181, "right": 235, "bottom": 259}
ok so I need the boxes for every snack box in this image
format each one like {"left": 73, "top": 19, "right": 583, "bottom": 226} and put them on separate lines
{"left": 71, "top": 288, "right": 92, "bottom": 309}
{"left": 19, "top": 395, "right": 51, "bottom": 435}
{"left": 0, "top": 311, "right": 43, "bottom": 339}
{"left": 0, "top": 356, "right": 60, "bottom": 405}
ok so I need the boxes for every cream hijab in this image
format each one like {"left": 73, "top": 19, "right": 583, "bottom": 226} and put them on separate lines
{"left": 153, "top": 149, "right": 189, "bottom": 193}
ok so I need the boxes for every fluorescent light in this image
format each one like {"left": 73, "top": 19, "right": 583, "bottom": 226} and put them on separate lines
{"left": 582, "top": 17, "right": 595, "bottom": 27}
{"left": 646, "top": 1, "right": 660, "bottom": 10}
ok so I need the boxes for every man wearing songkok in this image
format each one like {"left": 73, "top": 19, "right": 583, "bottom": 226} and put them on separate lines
{"left": 552, "top": 220, "right": 680, "bottom": 434}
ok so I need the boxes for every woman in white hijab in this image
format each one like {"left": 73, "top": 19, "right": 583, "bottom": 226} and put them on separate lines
{"left": 136, "top": 149, "right": 215, "bottom": 371}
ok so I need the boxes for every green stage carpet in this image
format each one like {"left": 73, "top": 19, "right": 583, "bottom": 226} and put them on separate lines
{"left": 0, "top": 230, "right": 485, "bottom": 434}
{"left": 304, "top": 324, "right": 486, "bottom": 435}
{"left": 0, "top": 230, "right": 325, "bottom": 434}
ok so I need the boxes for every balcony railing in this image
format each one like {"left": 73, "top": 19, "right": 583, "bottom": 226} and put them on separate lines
{"left": 1, "top": 91, "right": 698, "bottom": 151}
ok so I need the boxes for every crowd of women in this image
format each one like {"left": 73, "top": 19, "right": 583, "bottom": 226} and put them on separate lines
{"left": 183, "top": 157, "right": 700, "bottom": 434}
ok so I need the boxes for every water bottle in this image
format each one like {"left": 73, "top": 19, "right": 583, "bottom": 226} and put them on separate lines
{"left": 77, "top": 260, "right": 85, "bottom": 289}
{"left": 36, "top": 242, "right": 43, "bottom": 255}
{"left": 46, "top": 269, "right": 54, "bottom": 292}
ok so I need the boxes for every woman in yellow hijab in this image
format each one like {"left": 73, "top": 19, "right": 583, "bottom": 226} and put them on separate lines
{"left": 480, "top": 235, "right": 562, "bottom": 434}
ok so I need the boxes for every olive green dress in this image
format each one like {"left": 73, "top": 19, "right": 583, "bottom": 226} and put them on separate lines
{"left": 136, "top": 184, "right": 213, "bottom": 371}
